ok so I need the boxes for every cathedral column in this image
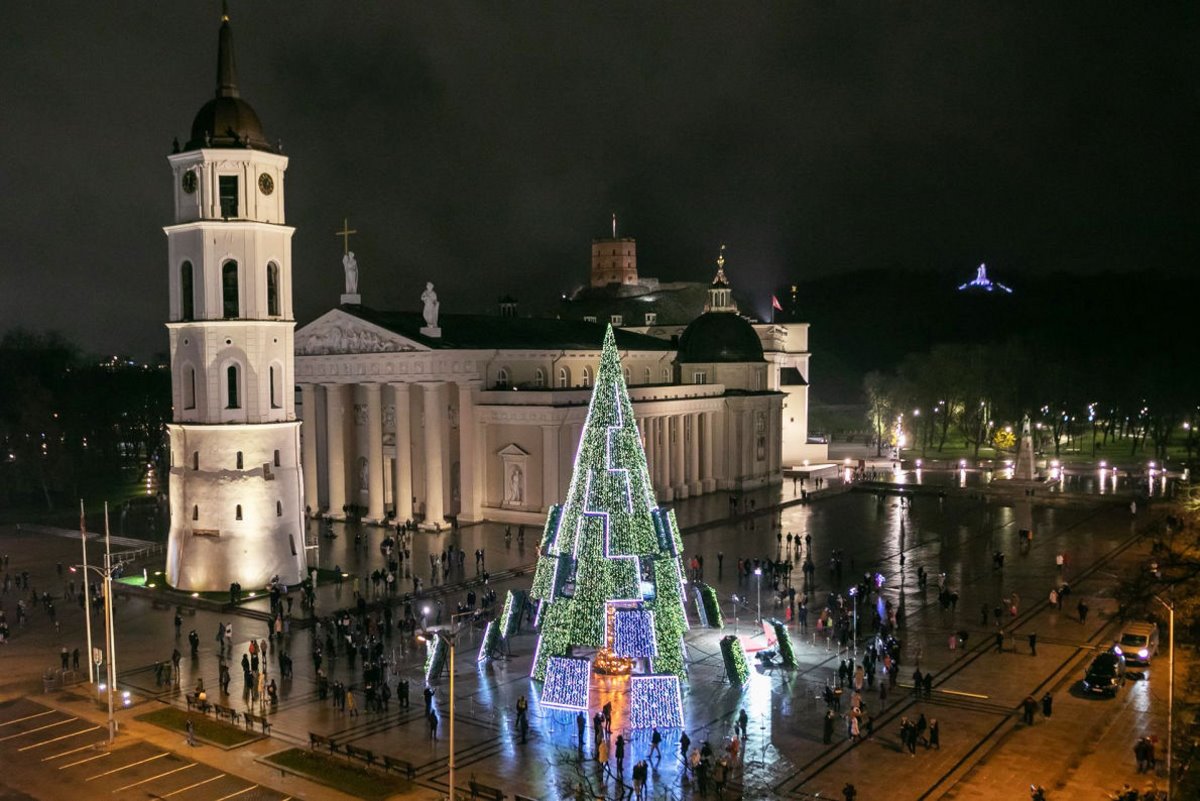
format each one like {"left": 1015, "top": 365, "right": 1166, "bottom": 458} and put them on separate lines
{"left": 542, "top": 424, "right": 560, "bottom": 510}
{"left": 656, "top": 418, "right": 670, "bottom": 501}
{"left": 643, "top": 417, "right": 656, "bottom": 494}
{"left": 364, "top": 383, "right": 385, "bottom": 522}
{"left": 672, "top": 415, "right": 687, "bottom": 499}
{"left": 702, "top": 411, "right": 716, "bottom": 493}
{"left": 688, "top": 412, "right": 702, "bottom": 495}
{"left": 422, "top": 382, "right": 446, "bottom": 528}
{"left": 323, "top": 383, "right": 347, "bottom": 517}
{"left": 458, "top": 383, "right": 481, "bottom": 522}
{"left": 391, "top": 383, "right": 413, "bottom": 523}
{"left": 299, "top": 383, "right": 319, "bottom": 514}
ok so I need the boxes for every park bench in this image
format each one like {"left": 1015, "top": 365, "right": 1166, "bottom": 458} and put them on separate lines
{"left": 309, "top": 732, "right": 340, "bottom": 755}
{"left": 243, "top": 712, "right": 271, "bottom": 734}
{"left": 212, "top": 704, "right": 239, "bottom": 724}
{"left": 185, "top": 693, "right": 211, "bottom": 714}
{"left": 467, "top": 779, "right": 506, "bottom": 801}
{"left": 344, "top": 744, "right": 376, "bottom": 769}
{"left": 382, "top": 755, "right": 415, "bottom": 779}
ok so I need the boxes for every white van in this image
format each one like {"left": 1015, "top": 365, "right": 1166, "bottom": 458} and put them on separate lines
{"left": 1114, "top": 622, "right": 1160, "bottom": 667}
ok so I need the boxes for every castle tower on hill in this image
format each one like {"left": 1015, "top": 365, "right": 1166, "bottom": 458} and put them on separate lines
{"left": 164, "top": 7, "right": 307, "bottom": 590}
{"left": 590, "top": 215, "right": 638, "bottom": 288}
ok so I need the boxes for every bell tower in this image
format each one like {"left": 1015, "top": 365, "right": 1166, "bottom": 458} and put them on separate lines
{"left": 164, "top": 5, "right": 306, "bottom": 590}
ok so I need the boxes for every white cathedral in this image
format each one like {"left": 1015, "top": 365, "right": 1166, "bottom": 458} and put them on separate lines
{"left": 165, "top": 11, "right": 822, "bottom": 590}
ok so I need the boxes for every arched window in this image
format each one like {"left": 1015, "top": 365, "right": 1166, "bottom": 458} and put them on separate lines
{"left": 235, "top": 504, "right": 243, "bottom": 521}
{"left": 496, "top": 368, "right": 510, "bottom": 390}
{"left": 558, "top": 367, "right": 570, "bottom": 388}
{"left": 623, "top": 367, "right": 631, "bottom": 384}
{"left": 643, "top": 367, "right": 652, "bottom": 385}
{"left": 662, "top": 367, "right": 671, "bottom": 383}
{"left": 534, "top": 368, "right": 545, "bottom": 388}
{"left": 180, "top": 261, "right": 194, "bottom": 321}
{"left": 226, "top": 364, "right": 240, "bottom": 409}
{"left": 236, "top": 451, "right": 244, "bottom": 470}
{"left": 192, "top": 505, "right": 199, "bottom": 520}
{"left": 581, "top": 367, "right": 592, "bottom": 388}
{"left": 269, "top": 365, "right": 281, "bottom": 408}
{"left": 267, "top": 262, "right": 280, "bottom": 317}
{"left": 183, "top": 366, "right": 196, "bottom": 409}
{"left": 276, "top": 500, "right": 283, "bottom": 517}
{"left": 222, "top": 261, "right": 239, "bottom": 319}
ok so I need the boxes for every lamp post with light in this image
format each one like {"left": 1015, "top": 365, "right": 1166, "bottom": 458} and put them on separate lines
{"left": 754, "top": 567, "right": 763, "bottom": 624}
{"left": 418, "top": 612, "right": 474, "bottom": 801}
{"left": 1153, "top": 594, "right": 1175, "bottom": 799}
{"left": 71, "top": 502, "right": 119, "bottom": 745}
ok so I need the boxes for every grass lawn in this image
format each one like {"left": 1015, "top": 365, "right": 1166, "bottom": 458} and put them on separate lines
{"left": 265, "top": 748, "right": 411, "bottom": 801}
{"left": 136, "top": 706, "right": 259, "bottom": 747}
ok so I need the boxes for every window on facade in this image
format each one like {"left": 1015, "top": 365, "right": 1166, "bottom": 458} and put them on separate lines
{"left": 192, "top": 451, "right": 199, "bottom": 470}
{"left": 218, "top": 175, "right": 239, "bottom": 217}
{"left": 753, "top": 371, "right": 761, "bottom": 391}
{"left": 273, "top": 449, "right": 281, "bottom": 467}
{"left": 226, "top": 364, "right": 240, "bottom": 409}
{"left": 644, "top": 312, "right": 656, "bottom": 326}
{"left": 222, "top": 261, "right": 239, "bottom": 318}
{"left": 192, "top": 505, "right": 199, "bottom": 520}
{"left": 693, "top": 371, "right": 707, "bottom": 385}
{"left": 235, "top": 504, "right": 243, "bottom": 521}
{"left": 582, "top": 367, "right": 592, "bottom": 388}
{"left": 267, "top": 262, "right": 280, "bottom": 316}
{"left": 611, "top": 314, "right": 623, "bottom": 326}
{"left": 276, "top": 500, "right": 283, "bottom": 517}
{"left": 236, "top": 451, "right": 243, "bottom": 469}
{"left": 558, "top": 367, "right": 569, "bottom": 388}
{"left": 534, "top": 369, "right": 545, "bottom": 388}
{"left": 180, "top": 261, "right": 194, "bottom": 320}
{"left": 584, "top": 315, "right": 597, "bottom": 323}
{"left": 496, "top": 368, "right": 510, "bottom": 390}
{"left": 269, "top": 366, "right": 280, "bottom": 408}
{"left": 643, "top": 367, "right": 652, "bottom": 385}
{"left": 184, "top": 366, "right": 196, "bottom": 409}
{"left": 662, "top": 368, "right": 671, "bottom": 383}
{"left": 623, "top": 367, "right": 631, "bottom": 384}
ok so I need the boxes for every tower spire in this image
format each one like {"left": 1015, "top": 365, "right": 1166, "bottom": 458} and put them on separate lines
{"left": 216, "top": 1, "right": 240, "bottom": 98}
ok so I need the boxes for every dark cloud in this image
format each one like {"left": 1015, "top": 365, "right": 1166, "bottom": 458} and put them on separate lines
{"left": 1, "top": 2, "right": 1196, "bottom": 358}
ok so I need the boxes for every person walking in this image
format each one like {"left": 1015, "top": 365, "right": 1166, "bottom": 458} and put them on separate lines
{"left": 615, "top": 734, "right": 626, "bottom": 774}
{"left": 650, "top": 727, "right": 662, "bottom": 759}
{"left": 1022, "top": 695, "right": 1036, "bottom": 724}
{"left": 346, "top": 687, "right": 358, "bottom": 718}
{"left": 737, "top": 708, "right": 749, "bottom": 740}
{"left": 1041, "top": 692, "right": 1053, "bottom": 718}
{"left": 929, "top": 718, "right": 940, "bottom": 749}
{"left": 995, "top": 629, "right": 1005, "bottom": 653}
{"left": 428, "top": 708, "right": 438, "bottom": 740}
{"left": 576, "top": 711, "right": 586, "bottom": 753}
{"left": 1028, "top": 632, "right": 1037, "bottom": 656}
{"left": 185, "top": 718, "right": 197, "bottom": 747}
{"left": 1077, "top": 599, "right": 1089, "bottom": 623}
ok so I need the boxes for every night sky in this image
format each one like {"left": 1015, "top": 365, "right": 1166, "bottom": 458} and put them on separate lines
{"left": 1, "top": 3, "right": 1196, "bottom": 359}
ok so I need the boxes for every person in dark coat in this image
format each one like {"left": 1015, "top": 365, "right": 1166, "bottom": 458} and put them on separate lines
{"left": 1022, "top": 695, "right": 1037, "bottom": 724}
{"left": 1041, "top": 692, "right": 1053, "bottom": 717}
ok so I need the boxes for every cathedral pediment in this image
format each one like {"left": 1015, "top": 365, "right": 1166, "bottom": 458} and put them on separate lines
{"left": 296, "top": 310, "right": 427, "bottom": 356}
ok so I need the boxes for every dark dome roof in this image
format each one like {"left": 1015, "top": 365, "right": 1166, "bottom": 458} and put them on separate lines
{"left": 182, "top": 15, "right": 275, "bottom": 153}
{"left": 677, "top": 312, "right": 765, "bottom": 363}
{"left": 188, "top": 96, "right": 270, "bottom": 151}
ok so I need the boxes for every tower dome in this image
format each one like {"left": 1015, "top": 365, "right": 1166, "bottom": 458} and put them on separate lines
{"left": 185, "top": 6, "right": 274, "bottom": 152}
{"left": 676, "top": 312, "right": 765, "bottom": 363}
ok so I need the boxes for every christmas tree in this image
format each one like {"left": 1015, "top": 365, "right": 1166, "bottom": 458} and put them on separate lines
{"left": 530, "top": 325, "right": 690, "bottom": 681}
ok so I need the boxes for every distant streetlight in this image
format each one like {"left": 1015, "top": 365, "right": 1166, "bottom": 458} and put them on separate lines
{"left": 753, "top": 568, "right": 763, "bottom": 624}
{"left": 418, "top": 612, "right": 473, "bottom": 801}
{"left": 731, "top": 594, "right": 740, "bottom": 634}
{"left": 847, "top": 586, "right": 859, "bottom": 654}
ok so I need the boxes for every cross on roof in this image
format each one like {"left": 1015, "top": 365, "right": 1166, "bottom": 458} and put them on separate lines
{"left": 335, "top": 218, "right": 358, "bottom": 256}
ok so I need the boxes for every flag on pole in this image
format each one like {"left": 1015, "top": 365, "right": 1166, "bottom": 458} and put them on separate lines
{"left": 771, "top": 295, "right": 783, "bottom": 311}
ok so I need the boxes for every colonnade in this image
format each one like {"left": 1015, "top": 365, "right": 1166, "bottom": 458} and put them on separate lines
{"left": 640, "top": 410, "right": 718, "bottom": 501}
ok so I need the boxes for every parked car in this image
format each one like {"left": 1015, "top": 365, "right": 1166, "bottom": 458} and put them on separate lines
{"left": 1082, "top": 649, "right": 1127, "bottom": 696}
{"left": 1113, "top": 622, "right": 1160, "bottom": 667}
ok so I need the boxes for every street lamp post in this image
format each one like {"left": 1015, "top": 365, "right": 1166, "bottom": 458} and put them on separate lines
{"left": 848, "top": 586, "right": 859, "bottom": 655}
{"left": 420, "top": 612, "right": 472, "bottom": 801}
{"left": 73, "top": 502, "right": 118, "bottom": 744}
{"left": 1154, "top": 594, "right": 1175, "bottom": 799}
{"left": 79, "top": 500, "right": 95, "bottom": 684}
{"left": 754, "top": 567, "right": 763, "bottom": 624}
{"left": 732, "top": 594, "right": 739, "bottom": 634}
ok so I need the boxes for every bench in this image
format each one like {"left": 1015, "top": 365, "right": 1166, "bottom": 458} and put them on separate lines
{"left": 382, "top": 755, "right": 415, "bottom": 779}
{"left": 467, "top": 780, "right": 506, "bottom": 801}
{"left": 344, "top": 744, "right": 375, "bottom": 769}
{"left": 212, "top": 704, "right": 239, "bottom": 724}
{"left": 185, "top": 693, "right": 211, "bottom": 714}
{"left": 243, "top": 712, "right": 272, "bottom": 734}
{"left": 309, "top": 732, "right": 340, "bottom": 755}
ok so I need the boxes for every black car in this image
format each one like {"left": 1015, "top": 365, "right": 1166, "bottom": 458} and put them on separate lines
{"left": 1082, "top": 650, "right": 1126, "bottom": 696}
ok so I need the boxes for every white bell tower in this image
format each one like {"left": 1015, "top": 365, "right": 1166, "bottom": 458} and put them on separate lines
{"left": 164, "top": 5, "right": 306, "bottom": 590}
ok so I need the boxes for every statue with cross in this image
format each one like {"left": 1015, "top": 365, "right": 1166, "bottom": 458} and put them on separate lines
{"left": 336, "top": 218, "right": 361, "bottom": 301}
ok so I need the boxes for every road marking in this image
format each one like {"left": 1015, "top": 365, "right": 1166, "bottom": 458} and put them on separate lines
{"left": 0, "top": 710, "right": 55, "bottom": 727}
{"left": 213, "top": 785, "right": 259, "bottom": 801}
{"left": 59, "top": 752, "right": 111, "bottom": 769}
{"left": 86, "top": 752, "right": 168, "bottom": 780}
{"left": 939, "top": 689, "right": 990, "bottom": 699}
{"left": 161, "top": 773, "right": 224, "bottom": 797}
{"left": 0, "top": 718, "right": 77, "bottom": 741}
{"left": 113, "top": 762, "right": 197, "bottom": 792}
{"left": 43, "top": 743, "right": 101, "bottom": 761}
{"left": 18, "top": 726, "right": 101, "bottom": 751}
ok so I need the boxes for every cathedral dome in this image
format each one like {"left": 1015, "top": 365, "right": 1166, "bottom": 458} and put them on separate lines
{"left": 183, "top": 10, "right": 275, "bottom": 152}
{"left": 677, "top": 312, "right": 765, "bottom": 363}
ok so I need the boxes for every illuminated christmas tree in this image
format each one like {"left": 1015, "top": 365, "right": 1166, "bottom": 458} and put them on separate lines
{"left": 530, "top": 325, "right": 690, "bottom": 682}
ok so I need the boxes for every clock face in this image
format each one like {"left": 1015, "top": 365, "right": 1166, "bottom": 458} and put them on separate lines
{"left": 181, "top": 170, "right": 197, "bottom": 194}
{"left": 258, "top": 172, "right": 275, "bottom": 195}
